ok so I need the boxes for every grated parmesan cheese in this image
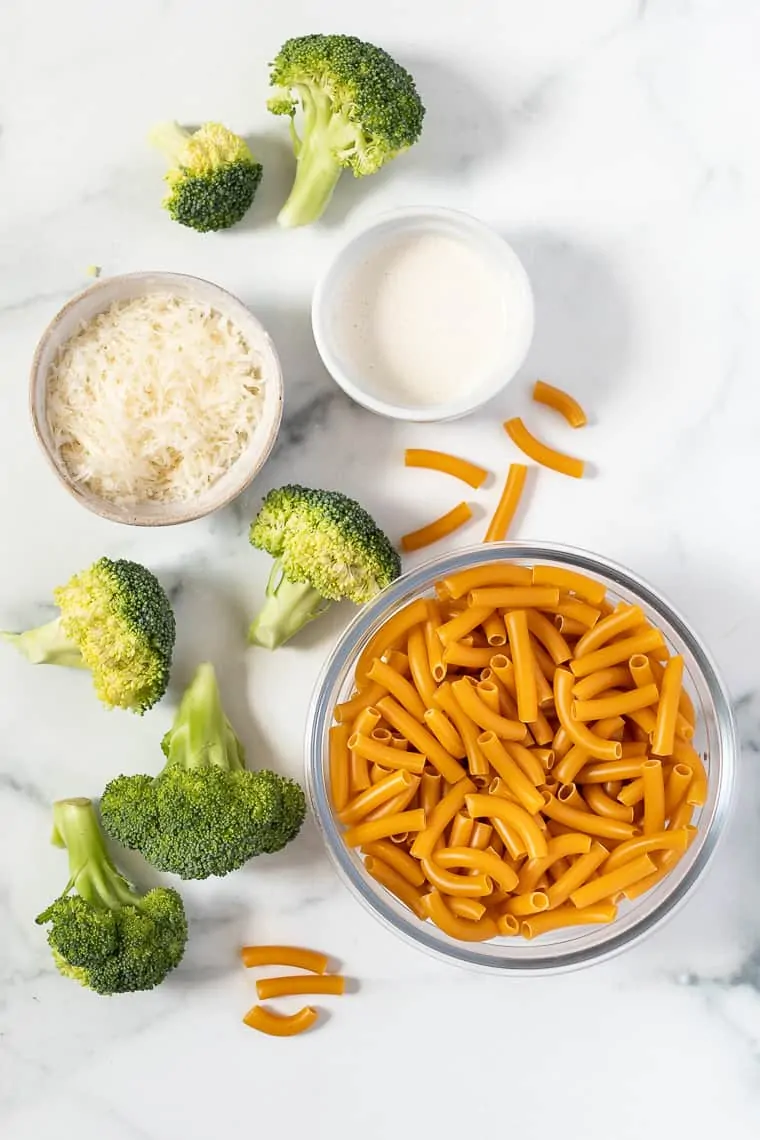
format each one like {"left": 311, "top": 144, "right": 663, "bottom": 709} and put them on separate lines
{"left": 46, "top": 293, "right": 266, "bottom": 505}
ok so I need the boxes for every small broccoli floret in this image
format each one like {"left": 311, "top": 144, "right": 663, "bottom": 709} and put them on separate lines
{"left": 1, "top": 558, "right": 175, "bottom": 714}
{"left": 100, "top": 663, "right": 306, "bottom": 879}
{"left": 269, "top": 34, "right": 425, "bottom": 227}
{"left": 248, "top": 485, "right": 401, "bottom": 649}
{"left": 149, "top": 121, "right": 262, "bottom": 232}
{"left": 36, "top": 798, "right": 187, "bottom": 995}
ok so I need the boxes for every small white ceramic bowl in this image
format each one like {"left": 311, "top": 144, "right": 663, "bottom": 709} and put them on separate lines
{"left": 30, "top": 272, "right": 283, "bottom": 527}
{"left": 311, "top": 206, "right": 534, "bottom": 423}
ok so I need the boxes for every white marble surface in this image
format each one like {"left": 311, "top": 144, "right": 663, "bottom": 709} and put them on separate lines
{"left": 2, "top": 1, "right": 760, "bottom": 1136}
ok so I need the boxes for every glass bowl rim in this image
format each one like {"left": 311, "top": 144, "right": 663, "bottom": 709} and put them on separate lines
{"left": 305, "top": 540, "right": 737, "bottom": 975}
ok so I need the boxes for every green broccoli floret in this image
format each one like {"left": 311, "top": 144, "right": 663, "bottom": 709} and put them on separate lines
{"left": 100, "top": 663, "right": 306, "bottom": 879}
{"left": 268, "top": 34, "right": 425, "bottom": 227}
{"left": 248, "top": 485, "right": 401, "bottom": 649}
{"left": 149, "top": 121, "right": 262, "bottom": 232}
{"left": 1, "top": 557, "right": 175, "bottom": 714}
{"left": 36, "top": 798, "right": 187, "bottom": 995}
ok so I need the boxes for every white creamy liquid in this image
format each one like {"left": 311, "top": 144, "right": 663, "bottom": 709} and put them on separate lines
{"left": 334, "top": 231, "right": 508, "bottom": 407}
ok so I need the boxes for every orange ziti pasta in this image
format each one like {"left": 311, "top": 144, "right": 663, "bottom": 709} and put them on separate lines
{"left": 241, "top": 945, "right": 329, "bottom": 973}
{"left": 485, "top": 463, "right": 528, "bottom": 543}
{"left": 405, "top": 449, "right": 488, "bottom": 489}
{"left": 243, "top": 1005, "right": 318, "bottom": 1036}
{"left": 532, "top": 380, "right": 588, "bottom": 429}
{"left": 328, "top": 561, "right": 707, "bottom": 944}
{"left": 401, "top": 502, "right": 473, "bottom": 553}
{"left": 503, "top": 417, "right": 585, "bottom": 479}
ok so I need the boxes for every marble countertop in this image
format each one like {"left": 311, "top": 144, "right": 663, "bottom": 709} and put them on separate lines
{"left": 2, "top": 1, "right": 760, "bottom": 1136}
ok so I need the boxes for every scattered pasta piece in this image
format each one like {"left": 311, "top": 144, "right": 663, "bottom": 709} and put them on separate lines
{"left": 532, "top": 380, "right": 588, "bottom": 428}
{"left": 405, "top": 449, "right": 488, "bottom": 488}
{"left": 504, "top": 417, "right": 585, "bottom": 479}
{"left": 401, "top": 502, "right": 473, "bottom": 553}
{"left": 485, "top": 463, "right": 528, "bottom": 542}
{"left": 240, "top": 945, "right": 328, "bottom": 973}
{"left": 256, "top": 975, "right": 346, "bottom": 1000}
{"left": 243, "top": 1005, "right": 318, "bottom": 1037}
{"left": 328, "top": 561, "right": 706, "bottom": 944}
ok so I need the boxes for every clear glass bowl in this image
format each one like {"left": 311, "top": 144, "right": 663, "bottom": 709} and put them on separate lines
{"left": 305, "top": 542, "right": 736, "bottom": 974}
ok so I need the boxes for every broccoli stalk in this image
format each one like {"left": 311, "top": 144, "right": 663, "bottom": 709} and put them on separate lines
{"left": 271, "top": 87, "right": 350, "bottom": 228}
{"left": 1, "top": 557, "right": 175, "bottom": 713}
{"left": 249, "top": 562, "right": 331, "bottom": 650}
{"left": 248, "top": 485, "right": 401, "bottom": 649}
{"left": 36, "top": 798, "right": 187, "bottom": 995}
{"left": 160, "top": 660, "right": 245, "bottom": 772}
{"left": 100, "top": 663, "right": 306, "bottom": 879}
{"left": 269, "top": 35, "right": 425, "bottom": 227}
{"left": 1, "top": 618, "right": 88, "bottom": 668}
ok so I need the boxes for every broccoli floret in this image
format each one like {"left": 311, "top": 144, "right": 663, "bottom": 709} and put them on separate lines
{"left": 149, "top": 121, "right": 262, "bottom": 232}
{"left": 268, "top": 34, "right": 425, "bottom": 227}
{"left": 248, "top": 485, "right": 401, "bottom": 649}
{"left": 100, "top": 663, "right": 306, "bottom": 879}
{"left": 36, "top": 798, "right": 187, "bottom": 995}
{"left": 1, "top": 558, "right": 175, "bottom": 714}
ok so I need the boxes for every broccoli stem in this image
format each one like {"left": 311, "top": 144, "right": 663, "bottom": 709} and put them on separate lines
{"left": 161, "top": 663, "right": 245, "bottom": 772}
{"left": 249, "top": 564, "right": 331, "bottom": 649}
{"left": 50, "top": 798, "right": 142, "bottom": 911}
{"left": 148, "top": 120, "right": 191, "bottom": 164}
{"left": 1, "top": 617, "right": 86, "bottom": 668}
{"left": 277, "top": 87, "right": 343, "bottom": 227}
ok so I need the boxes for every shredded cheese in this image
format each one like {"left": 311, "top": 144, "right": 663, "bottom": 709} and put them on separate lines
{"left": 46, "top": 293, "right": 267, "bottom": 505}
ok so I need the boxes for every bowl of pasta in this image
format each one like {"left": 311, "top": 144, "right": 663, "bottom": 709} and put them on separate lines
{"left": 306, "top": 542, "right": 736, "bottom": 973}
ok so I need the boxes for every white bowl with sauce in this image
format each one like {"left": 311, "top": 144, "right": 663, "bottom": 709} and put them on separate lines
{"left": 311, "top": 207, "right": 534, "bottom": 422}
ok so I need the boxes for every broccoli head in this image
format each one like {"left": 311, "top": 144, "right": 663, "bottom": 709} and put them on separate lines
{"left": 1, "top": 557, "right": 175, "bottom": 714}
{"left": 149, "top": 121, "right": 262, "bottom": 232}
{"left": 268, "top": 34, "right": 425, "bottom": 227}
{"left": 248, "top": 484, "right": 401, "bottom": 649}
{"left": 100, "top": 663, "right": 306, "bottom": 879}
{"left": 36, "top": 798, "right": 187, "bottom": 995}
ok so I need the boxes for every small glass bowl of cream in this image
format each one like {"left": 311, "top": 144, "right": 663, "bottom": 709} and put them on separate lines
{"left": 311, "top": 207, "right": 534, "bottom": 422}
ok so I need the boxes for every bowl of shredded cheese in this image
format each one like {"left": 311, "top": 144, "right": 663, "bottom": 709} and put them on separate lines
{"left": 30, "top": 272, "right": 283, "bottom": 525}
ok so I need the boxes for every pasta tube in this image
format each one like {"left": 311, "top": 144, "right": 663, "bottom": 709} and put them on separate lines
{"left": 347, "top": 733, "right": 426, "bottom": 775}
{"left": 465, "top": 793, "right": 549, "bottom": 859}
{"left": 411, "top": 779, "right": 476, "bottom": 860}
{"left": 256, "top": 975, "right": 345, "bottom": 1000}
{"left": 404, "top": 448, "right": 488, "bottom": 488}
{"left": 531, "top": 380, "right": 588, "bottom": 428}
{"left": 344, "top": 809, "right": 427, "bottom": 847}
{"left": 651, "top": 655, "right": 684, "bottom": 757}
{"left": 553, "top": 669, "right": 622, "bottom": 761}
{"left": 504, "top": 416, "right": 585, "bottom": 478}
{"left": 521, "top": 904, "right": 616, "bottom": 939}
{"left": 571, "top": 683, "right": 659, "bottom": 722}
{"left": 329, "top": 723, "right": 351, "bottom": 812}
{"left": 243, "top": 1005, "right": 318, "bottom": 1036}
{"left": 504, "top": 609, "right": 538, "bottom": 723}
{"left": 361, "top": 840, "right": 425, "bottom": 886}
{"left": 401, "top": 502, "right": 473, "bottom": 552}
{"left": 377, "top": 695, "right": 466, "bottom": 784}
{"left": 441, "top": 563, "right": 532, "bottom": 599}
{"left": 365, "top": 856, "right": 427, "bottom": 918}
{"left": 423, "top": 707, "right": 466, "bottom": 760}
{"left": 434, "top": 846, "right": 519, "bottom": 892}
{"left": 569, "top": 853, "right": 657, "bottom": 908}
{"left": 531, "top": 564, "right": 605, "bottom": 604}
{"left": 421, "top": 890, "right": 498, "bottom": 942}
{"left": 240, "top": 946, "right": 328, "bottom": 973}
{"left": 485, "top": 463, "right": 528, "bottom": 542}
{"left": 367, "top": 658, "right": 426, "bottom": 721}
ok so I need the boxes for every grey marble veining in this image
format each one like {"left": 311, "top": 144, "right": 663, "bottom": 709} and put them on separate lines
{"left": 2, "top": 1, "right": 760, "bottom": 1137}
